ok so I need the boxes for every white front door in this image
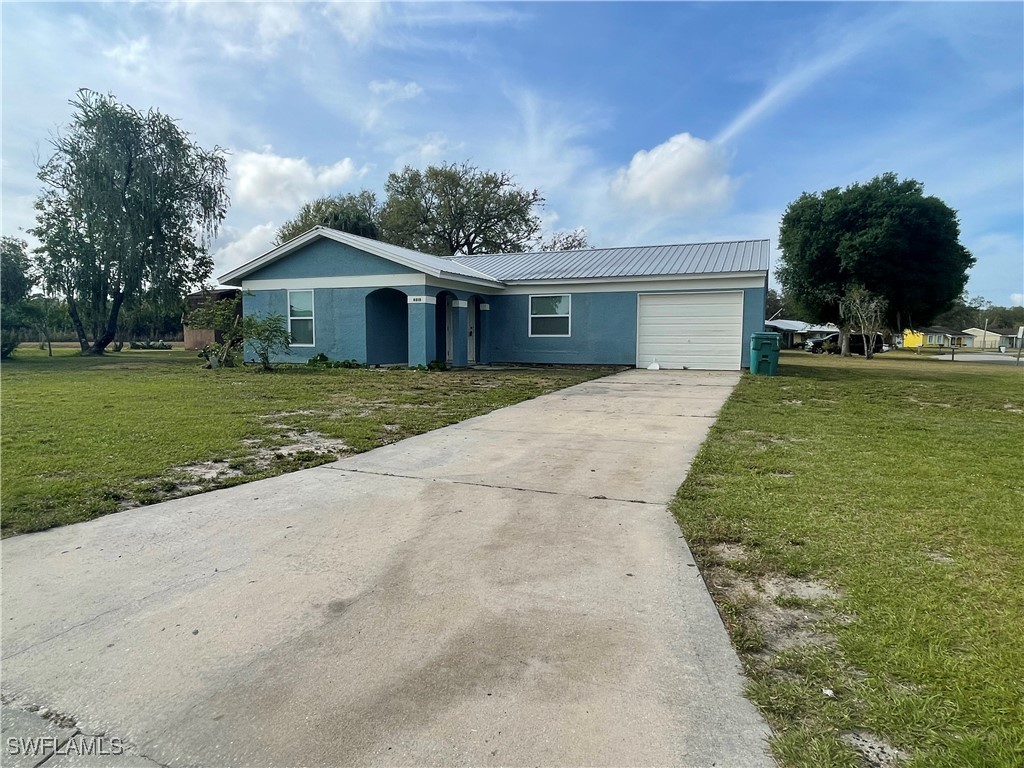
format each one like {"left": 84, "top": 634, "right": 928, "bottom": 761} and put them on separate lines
{"left": 467, "top": 298, "right": 477, "bottom": 364}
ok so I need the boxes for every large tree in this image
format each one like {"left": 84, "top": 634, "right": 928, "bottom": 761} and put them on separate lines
{"left": 379, "top": 162, "right": 543, "bottom": 257}
{"left": 776, "top": 172, "right": 974, "bottom": 336}
{"left": 275, "top": 191, "right": 380, "bottom": 246}
{"left": 1, "top": 237, "right": 34, "bottom": 358}
{"left": 31, "top": 90, "right": 229, "bottom": 354}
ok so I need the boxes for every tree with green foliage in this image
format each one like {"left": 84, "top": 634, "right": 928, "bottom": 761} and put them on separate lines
{"left": 275, "top": 191, "right": 380, "bottom": 246}
{"left": 777, "top": 172, "right": 974, "bottom": 353}
{"left": 243, "top": 313, "right": 291, "bottom": 371}
{"left": 187, "top": 292, "right": 243, "bottom": 368}
{"left": 765, "top": 288, "right": 785, "bottom": 320}
{"left": 22, "top": 295, "right": 67, "bottom": 357}
{"left": 1, "top": 237, "right": 34, "bottom": 358}
{"left": 840, "top": 285, "right": 887, "bottom": 360}
{"left": 31, "top": 89, "right": 229, "bottom": 355}
{"left": 380, "top": 162, "right": 543, "bottom": 257}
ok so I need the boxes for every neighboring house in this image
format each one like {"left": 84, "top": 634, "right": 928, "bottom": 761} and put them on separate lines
{"left": 218, "top": 227, "right": 769, "bottom": 371}
{"left": 183, "top": 287, "right": 241, "bottom": 350}
{"left": 764, "top": 319, "right": 839, "bottom": 349}
{"left": 963, "top": 326, "right": 1020, "bottom": 350}
{"left": 903, "top": 326, "right": 970, "bottom": 348}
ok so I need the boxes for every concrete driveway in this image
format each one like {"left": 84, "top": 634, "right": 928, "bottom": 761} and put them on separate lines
{"left": 1, "top": 369, "right": 774, "bottom": 767}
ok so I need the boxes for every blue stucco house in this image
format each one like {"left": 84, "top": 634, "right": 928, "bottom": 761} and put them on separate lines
{"left": 219, "top": 227, "right": 769, "bottom": 370}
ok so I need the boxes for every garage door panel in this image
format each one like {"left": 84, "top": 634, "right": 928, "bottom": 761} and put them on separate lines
{"left": 637, "top": 292, "right": 743, "bottom": 371}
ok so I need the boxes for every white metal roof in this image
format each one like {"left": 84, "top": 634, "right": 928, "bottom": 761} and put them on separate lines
{"left": 766, "top": 320, "right": 839, "bottom": 333}
{"left": 449, "top": 240, "right": 770, "bottom": 281}
{"left": 219, "top": 229, "right": 770, "bottom": 287}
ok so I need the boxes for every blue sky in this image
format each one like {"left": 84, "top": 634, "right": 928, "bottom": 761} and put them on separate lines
{"left": 3, "top": 2, "right": 1022, "bottom": 305}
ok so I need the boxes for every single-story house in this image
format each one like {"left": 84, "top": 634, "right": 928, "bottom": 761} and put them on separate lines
{"left": 764, "top": 319, "right": 839, "bottom": 349}
{"left": 962, "top": 327, "right": 1021, "bottom": 350}
{"left": 903, "top": 326, "right": 971, "bottom": 349}
{"left": 218, "top": 227, "right": 769, "bottom": 371}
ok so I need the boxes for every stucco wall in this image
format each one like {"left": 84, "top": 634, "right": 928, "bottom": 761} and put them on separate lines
{"left": 485, "top": 291, "right": 637, "bottom": 365}
{"left": 244, "top": 239, "right": 418, "bottom": 281}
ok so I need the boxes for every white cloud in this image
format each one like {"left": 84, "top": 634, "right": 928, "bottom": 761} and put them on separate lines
{"left": 212, "top": 222, "right": 278, "bottom": 279}
{"left": 611, "top": 133, "right": 736, "bottom": 215}
{"left": 715, "top": 9, "right": 904, "bottom": 145}
{"left": 1011, "top": 293, "right": 1024, "bottom": 307}
{"left": 363, "top": 79, "right": 424, "bottom": 129}
{"left": 160, "top": 1, "right": 305, "bottom": 58}
{"left": 323, "top": 2, "right": 386, "bottom": 46}
{"left": 232, "top": 149, "right": 368, "bottom": 211}
{"left": 103, "top": 36, "right": 150, "bottom": 73}
{"left": 368, "top": 79, "right": 423, "bottom": 100}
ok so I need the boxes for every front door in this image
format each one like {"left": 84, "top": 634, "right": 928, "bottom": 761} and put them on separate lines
{"left": 445, "top": 297, "right": 454, "bottom": 362}
{"left": 467, "top": 298, "right": 477, "bottom": 365}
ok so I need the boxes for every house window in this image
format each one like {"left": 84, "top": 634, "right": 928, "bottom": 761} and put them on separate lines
{"left": 288, "top": 290, "right": 314, "bottom": 346}
{"left": 529, "top": 294, "right": 571, "bottom": 337}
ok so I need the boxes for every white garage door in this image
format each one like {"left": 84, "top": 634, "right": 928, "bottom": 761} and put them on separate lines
{"left": 637, "top": 292, "right": 744, "bottom": 371}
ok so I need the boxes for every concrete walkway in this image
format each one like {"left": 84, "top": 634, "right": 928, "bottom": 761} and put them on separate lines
{"left": 1, "top": 369, "right": 774, "bottom": 767}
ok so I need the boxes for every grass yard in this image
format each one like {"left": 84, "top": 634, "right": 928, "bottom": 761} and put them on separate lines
{"left": 1, "top": 347, "right": 614, "bottom": 536}
{"left": 672, "top": 351, "right": 1024, "bottom": 767}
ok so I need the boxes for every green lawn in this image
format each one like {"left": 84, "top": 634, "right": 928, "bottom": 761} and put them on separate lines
{"left": 672, "top": 351, "right": 1024, "bottom": 768}
{"left": 1, "top": 347, "right": 613, "bottom": 536}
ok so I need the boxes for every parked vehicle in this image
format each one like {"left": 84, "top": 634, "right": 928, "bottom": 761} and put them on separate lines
{"left": 806, "top": 332, "right": 885, "bottom": 356}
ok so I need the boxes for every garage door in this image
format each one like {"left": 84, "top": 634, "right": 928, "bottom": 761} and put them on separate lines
{"left": 636, "top": 292, "right": 743, "bottom": 370}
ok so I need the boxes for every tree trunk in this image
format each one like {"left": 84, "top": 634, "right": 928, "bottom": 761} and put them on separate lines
{"left": 841, "top": 328, "right": 851, "bottom": 357}
{"left": 90, "top": 291, "right": 125, "bottom": 354}
{"left": 66, "top": 297, "right": 90, "bottom": 353}
{"left": 863, "top": 333, "right": 874, "bottom": 359}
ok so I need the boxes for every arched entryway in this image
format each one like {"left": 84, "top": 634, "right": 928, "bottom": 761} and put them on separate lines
{"left": 365, "top": 288, "right": 409, "bottom": 365}
{"left": 434, "top": 291, "right": 456, "bottom": 364}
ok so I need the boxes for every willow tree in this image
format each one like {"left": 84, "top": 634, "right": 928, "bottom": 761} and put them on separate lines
{"left": 32, "top": 90, "right": 229, "bottom": 353}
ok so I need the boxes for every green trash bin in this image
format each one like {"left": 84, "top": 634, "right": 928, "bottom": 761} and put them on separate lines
{"left": 750, "top": 332, "right": 781, "bottom": 376}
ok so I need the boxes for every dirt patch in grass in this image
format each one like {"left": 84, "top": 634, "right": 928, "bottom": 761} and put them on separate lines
{"left": 842, "top": 730, "right": 909, "bottom": 768}
{"left": 709, "top": 565, "right": 842, "bottom": 656}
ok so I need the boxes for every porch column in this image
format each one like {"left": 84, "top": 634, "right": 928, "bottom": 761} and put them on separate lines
{"left": 407, "top": 295, "right": 436, "bottom": 368}
{"left": 478, "top": 302, "right": 491, "bottom": 364}
{"left": 451, "top": 300, "right": 469, "bottom": 367}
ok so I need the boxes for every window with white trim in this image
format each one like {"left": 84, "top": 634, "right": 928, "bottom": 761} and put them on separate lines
{"left": 529, "top": 294, "right": 571, "bottom": 337}
{"left": 288, "top": 290, "right": 314, "bottom": 346}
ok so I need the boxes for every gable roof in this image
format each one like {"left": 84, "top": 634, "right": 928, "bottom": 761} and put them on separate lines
{"left": 219, "top": 227, "right": 502, "bottom": 287}
{"left": 218, "top": 228, "right": 770, "bottom": 287}
{"left": 920, "top": 326, "right": 969, "bottom": 336}
{"left": 449, "top": 239, "right": 769, "bottom": 281}
{"left": 963, "top": 326, "right": 1018, "bottom": 336}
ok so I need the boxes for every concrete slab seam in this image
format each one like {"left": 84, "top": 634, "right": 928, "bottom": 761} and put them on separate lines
{"left": 319, "top": 466, "right": 664, "bottom": 506}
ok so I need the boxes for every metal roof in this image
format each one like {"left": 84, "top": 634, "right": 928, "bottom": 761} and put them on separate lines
{"left": 219, "top": 229, "right": 770, "bottom": 287}
{"left": 449, "top": 240, "right": 770, "bottom": 281}
{"left": 766, "top": 319, "right": 839, "bottom": 333}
